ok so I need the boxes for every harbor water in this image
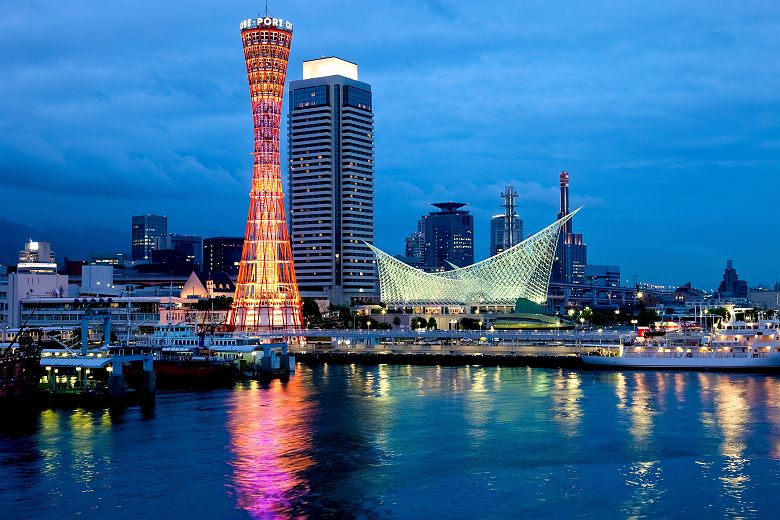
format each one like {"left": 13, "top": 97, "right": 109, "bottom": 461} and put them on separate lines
{"left": 2, "top": 364, "right": 780, "bottom": 518}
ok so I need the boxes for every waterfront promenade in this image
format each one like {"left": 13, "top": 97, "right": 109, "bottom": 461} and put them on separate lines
{"left": 291, "top": 328, "right": 624, "bottom": 354}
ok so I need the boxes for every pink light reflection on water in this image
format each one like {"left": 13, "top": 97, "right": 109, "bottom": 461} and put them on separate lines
{"left": 227, "top": 379, "right": 315, "bottom": 519}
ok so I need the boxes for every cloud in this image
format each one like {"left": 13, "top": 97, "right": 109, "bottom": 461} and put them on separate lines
{"left": 1, "top": 0, "right": 780, "bottom": 287}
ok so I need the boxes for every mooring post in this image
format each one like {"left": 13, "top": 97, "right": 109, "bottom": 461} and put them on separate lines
{"left": 141, "top": 354, "right": 156, "bottom": 396}
{"left": 108, "top": 360, "right": 125, "bottom": 400}
{"left": 104, "top": 315, "right": 112, "bottom": 348}
{"left": 81, "top": 315, "right": 89, "bottom": 356}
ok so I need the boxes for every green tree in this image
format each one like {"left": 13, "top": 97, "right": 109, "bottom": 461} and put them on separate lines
{"left": 393, "top": 316, "right": 401, "bottom": 327}
{"left": 460, "top": 317, "right": 479, "bottom": 330}
{"left": 580, "top": 307, "right": 594, "bottom": 322}
{"left": 427, "top": 317, "right": 438, "bottom": 330}
{"left": 301, "top": 298, "right": 322, "bottom": 328}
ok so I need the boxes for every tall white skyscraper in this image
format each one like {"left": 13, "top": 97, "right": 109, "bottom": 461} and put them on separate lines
{"left": 288, "top": 57, "right": 376, "bottom": 304}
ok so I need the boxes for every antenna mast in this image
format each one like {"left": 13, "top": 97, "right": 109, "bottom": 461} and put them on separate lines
{"left": 500, "top": 184, "right": 519, "bottom": 251}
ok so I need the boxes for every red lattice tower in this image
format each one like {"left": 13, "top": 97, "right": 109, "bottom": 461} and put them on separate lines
{"left": 228, "top": 14, "right": 302, "bottom": 331}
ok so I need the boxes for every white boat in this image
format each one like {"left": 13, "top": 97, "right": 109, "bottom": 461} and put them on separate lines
{"left": 582, "top": 316, "right": 780, "bottom": 371}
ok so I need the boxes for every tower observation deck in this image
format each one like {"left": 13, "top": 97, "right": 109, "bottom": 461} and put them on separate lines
{"left": 228, "top": 14, "right": 303, "bottom": 331}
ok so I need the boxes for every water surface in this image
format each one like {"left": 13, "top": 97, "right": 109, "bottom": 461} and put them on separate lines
{"left": 2, "top": 365, "right": 779, "bottom": 518}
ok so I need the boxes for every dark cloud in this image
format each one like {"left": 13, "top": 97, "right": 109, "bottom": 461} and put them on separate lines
{"left": 1, "top": 0, "right": 779, "bottom": 287}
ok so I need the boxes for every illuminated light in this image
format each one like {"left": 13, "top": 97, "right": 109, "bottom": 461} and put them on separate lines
{"left": 368, "top": 211, "right": 578, "bottom": 306}
{"left": 303, "top": 57, "right": 358, "bottom": 80}
{"left": 228, "top": 15, "right": 302, "bottom": 332}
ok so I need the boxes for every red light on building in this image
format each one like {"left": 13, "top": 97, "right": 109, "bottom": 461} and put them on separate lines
{"left": 228, "top": 15, "right": 302, "bottom": 331}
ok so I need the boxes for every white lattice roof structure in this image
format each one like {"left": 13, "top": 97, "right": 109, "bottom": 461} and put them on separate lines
{"left": 367, "top": 210, "right": 579, "bottom": 306}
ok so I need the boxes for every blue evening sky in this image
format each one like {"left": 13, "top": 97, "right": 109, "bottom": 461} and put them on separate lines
{"left": 1, "top": 0, "right": 779, "bottom": 288}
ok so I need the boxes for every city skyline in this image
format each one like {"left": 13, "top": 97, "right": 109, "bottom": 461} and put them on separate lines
{"left": 1, "top": 1, "right": 779, "bottom": 288}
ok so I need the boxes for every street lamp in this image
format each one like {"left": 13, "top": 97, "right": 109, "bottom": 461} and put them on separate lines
{"left": 630, "top": 319, "right": 638, "bottom": 332}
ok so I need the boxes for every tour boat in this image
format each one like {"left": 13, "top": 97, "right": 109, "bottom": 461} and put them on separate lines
{"left": 582, "top": 318, "right": 780, "bottom": 371}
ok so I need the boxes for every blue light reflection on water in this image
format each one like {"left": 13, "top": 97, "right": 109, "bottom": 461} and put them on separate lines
{"left": 1, "top": 366, "right": 779, "bottom": 519}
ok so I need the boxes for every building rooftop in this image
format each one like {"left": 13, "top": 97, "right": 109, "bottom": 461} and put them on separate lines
{"left": 431, "top": 202, "right": 468, "bottom": 213}
{"left": 303, "top": 57, "right": 358, "bottom": 81}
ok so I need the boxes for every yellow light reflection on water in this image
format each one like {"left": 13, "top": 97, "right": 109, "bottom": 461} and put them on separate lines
{"left": 551, "top": 371, "right": 583, "bottom": 437}
{"left": 712, "top": 376, "right": 753, "bottom": 517}
{"left": 464, "top": 368, "right": 492, "bottom": 446}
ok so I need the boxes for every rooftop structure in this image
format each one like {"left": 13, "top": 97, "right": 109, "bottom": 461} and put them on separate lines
{"left": 18, "top": 239, "right": 57, "bottom": 273}
{"left": 369, "top": 210, "right": 578, "bottom": 306}
{"left": 302, "top": 57, "right": 358, "bottom": 80}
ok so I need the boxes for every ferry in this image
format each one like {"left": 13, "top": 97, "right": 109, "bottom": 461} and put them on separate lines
{"left": 131, "top": 324, "right": 296, "bottom": 384}
{"left": 582, "top": 316, "right": 780, "bottom": 371}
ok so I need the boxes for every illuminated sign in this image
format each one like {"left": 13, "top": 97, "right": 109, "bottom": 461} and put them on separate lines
{"left": 240, "top": 17, "right": 293, "bottom": 32}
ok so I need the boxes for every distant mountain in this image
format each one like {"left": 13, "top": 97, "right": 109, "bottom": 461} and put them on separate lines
{"left": 0, "top": 218, "right": 129, "bottom": 265}
{"left": 0, "top": 219, "right": 41, "bottom": 264}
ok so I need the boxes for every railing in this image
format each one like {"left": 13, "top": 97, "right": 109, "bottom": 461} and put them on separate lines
{"left": 623, "top": 351, "right": 755, "bottom": 359}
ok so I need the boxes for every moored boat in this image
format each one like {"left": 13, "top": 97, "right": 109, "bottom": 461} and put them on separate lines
{"left": 582, "top": 316, "right": 780, "bottom": 371}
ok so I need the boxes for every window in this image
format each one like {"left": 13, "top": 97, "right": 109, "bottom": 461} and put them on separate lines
{"left": 292, "top": 86, "right": 329, "bottom": 109}
{"left": 343, "top": 86, "right": 372, "bottom": 112}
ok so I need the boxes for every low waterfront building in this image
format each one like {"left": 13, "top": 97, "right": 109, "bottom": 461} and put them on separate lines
{"left": 181, "top": 271, "right": 236, "bottom": 299}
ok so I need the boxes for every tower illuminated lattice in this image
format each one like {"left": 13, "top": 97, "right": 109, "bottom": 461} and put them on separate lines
{"left": 228, "top": 14, "right": 302, "bottom": 331}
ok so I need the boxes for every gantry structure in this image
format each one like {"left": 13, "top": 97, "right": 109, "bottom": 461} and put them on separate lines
{"left": 228, "top": 14, "right": 303, "bottom": 331}
{"left": 368, "top": 210, "right": 579, "bottom": 306}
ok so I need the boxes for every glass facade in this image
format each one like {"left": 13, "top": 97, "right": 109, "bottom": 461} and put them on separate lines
{"left": 292, "top": 86, "right": 329, "bottom": 109}
{"left": 343, "top": 86, "right": 372, "bottom": 111}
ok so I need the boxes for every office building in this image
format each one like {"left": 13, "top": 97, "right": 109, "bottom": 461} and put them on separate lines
{"left": 424, "top": 202, "right": 474, "bottom": 272}
{"left": 490, "top": 214, "right": 523, "bottom": 257}
{"left": 585, "top": 265, "right": 621, "bottom": 287}
{"left": 404, "top": 216, "right": 427, "bottom": 260}
{"left": 718, "top": 259, "right": 748, "bottom": 298}
{"left": 131, "top": 215, "right": 167, "bottom": 261}
{"left": 155, "top": 234, "right": 203, "bottom": 268}
{"left": 18, "top": 239, "right": 57, "bottom": 273}
{"left": 203, "top": 237, "right": 244, "bottom": 278}
{"left": 91, "top": 253, "right": 126, "bottom": 267}
{"left": 288, "top": 56, "right": 376, "bottom": 304}
{"left": 552, "top": 172, "right": 588, "bottom": 284}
